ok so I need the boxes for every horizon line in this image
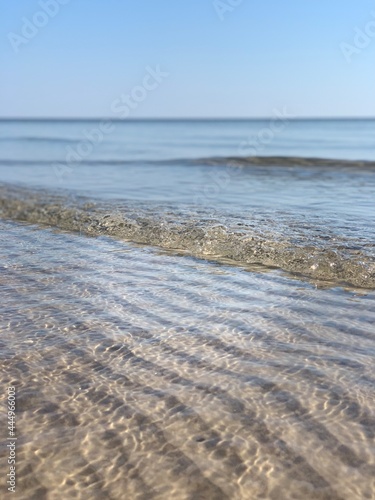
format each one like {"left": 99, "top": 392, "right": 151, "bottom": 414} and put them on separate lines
{"left": 0, "top": 116, "right": 374, "bottom": 121}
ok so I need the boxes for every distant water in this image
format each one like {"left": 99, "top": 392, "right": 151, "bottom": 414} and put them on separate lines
{"left": 0, "top": 119, "right": 374, "bottom": 163}
{"left": 0, "top": 120, "right": 375, "bottom": 499}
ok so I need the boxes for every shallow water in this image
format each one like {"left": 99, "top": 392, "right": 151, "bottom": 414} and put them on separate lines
{"left": 1, "top": 184, "right": 374, "bottom": 288}
{"left": 0, "top": 120, "right": 375, "bottom": 499}
{"left": 0, "top": 220, "right": 374, "bottom": 499}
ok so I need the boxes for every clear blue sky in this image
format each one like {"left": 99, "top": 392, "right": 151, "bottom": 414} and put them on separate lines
{"left": 1, "top": 0, "right": 374, "bottom": 118}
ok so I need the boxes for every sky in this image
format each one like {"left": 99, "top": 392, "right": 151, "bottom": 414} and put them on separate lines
{"left": 1, "top": 0, "right": 375, "bottom": 118}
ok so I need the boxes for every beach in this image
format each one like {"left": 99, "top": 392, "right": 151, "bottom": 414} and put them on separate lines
{"left": 0, "top": 119, "right": 374, "bottom": 499}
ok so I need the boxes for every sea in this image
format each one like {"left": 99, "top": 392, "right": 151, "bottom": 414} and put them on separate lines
{"left": 0, "top": 119, "right": 374, "bottom": 499}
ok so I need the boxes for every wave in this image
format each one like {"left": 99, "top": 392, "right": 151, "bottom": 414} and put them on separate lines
{"left": 190, "top": 156, "right": 375, "bottom": 169}
{"left": 1, "top": 184, "right": 374, "bottom": 288}
{"left": 0, "top": 155, "right": 374, "bottom": 168}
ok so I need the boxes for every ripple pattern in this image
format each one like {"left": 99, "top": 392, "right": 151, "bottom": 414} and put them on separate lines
{"left": 0, "top": 220, "right": 374, "bottom": 499}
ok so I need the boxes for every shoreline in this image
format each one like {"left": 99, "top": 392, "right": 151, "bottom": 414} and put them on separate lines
{"left": 1, "top": 183, "right": 374, "bottom": 289}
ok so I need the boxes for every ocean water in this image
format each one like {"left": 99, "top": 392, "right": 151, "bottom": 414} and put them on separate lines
{"left": 0, "top": 119, "right": 374, "bottom": 287}
{"left": 0, "top": 119, "right": 374, "bottom": 499}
